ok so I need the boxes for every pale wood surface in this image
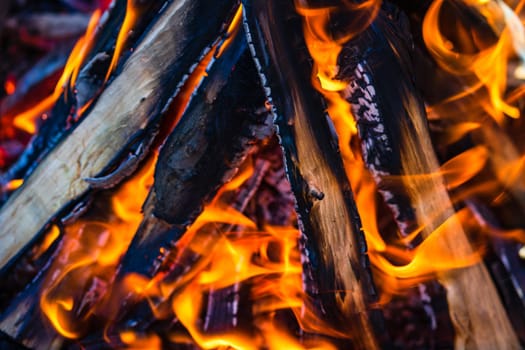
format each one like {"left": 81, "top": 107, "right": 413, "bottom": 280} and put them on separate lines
{"left": 0, "top": 0, "right": 236, "bottom": 271}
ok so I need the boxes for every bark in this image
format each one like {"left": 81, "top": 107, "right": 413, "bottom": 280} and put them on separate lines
{"left": 243, "top": 0, "right": 384, "bottom": 348}
{"left": 0, "top": 0, "right": 240, "bottom": 273}
{"left": 338, "top": 3, "right": 520, "bottom": 348}
{"left": 0, "top": 0, "right": 169, "bottom": 186}
{"left": 116, "top": 39, "right": 272, "bottom": 280}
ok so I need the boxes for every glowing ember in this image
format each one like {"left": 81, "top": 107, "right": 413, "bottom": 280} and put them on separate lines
{"left": 2, "top": 0, "right": 525, "bottom": 348}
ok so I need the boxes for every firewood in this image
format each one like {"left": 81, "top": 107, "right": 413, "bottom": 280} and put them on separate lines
{"left": 116, "top": 36, "right": 273, "bottom": 280}
{"left": 243, "top": 1, "right": 384, "bottom": 349}
{"left": 0, "top": 0, "right": 170, "bottom": 186}
{"left": 338, "top": 3, "right": 520, "bottom": 348}
{"left": 0, "top": 0, "right": 240, "bottom": 274}
{"left": 0, "top": 32, "right": 271, "bottom": 348}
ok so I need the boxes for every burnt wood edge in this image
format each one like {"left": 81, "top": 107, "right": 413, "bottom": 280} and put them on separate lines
{"left": 0, "top": 37, "right": 257, "bottom": 350}
{"left": 0, "top": 0, "right": 240, "bottom": 287}
{"left": 338, "top": 2, "right": 520, "bottom": 349}
{"left": 117, "top": 36, "right": 271, "bottom": 280}
{"left": 0, "top": 0, "right": 170, "bottom": 187}
{"left": 242, "top": 0, "right": 386, "bottom": 348}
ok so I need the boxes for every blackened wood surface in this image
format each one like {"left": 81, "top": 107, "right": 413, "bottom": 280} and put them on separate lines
{"left": 242, "top": 1, "right": 383, "bottom": 349}
{"left": 0, "top": 0, "right": 239, "bottom": 277}
{"left": 117, "top": 35, "right": 272, "bottom": 279}
{"left": 0, "top": 0, "right": 169, "bottom": 187}
{"left": 338, "top": 3, "right": 520, "bottom": 349}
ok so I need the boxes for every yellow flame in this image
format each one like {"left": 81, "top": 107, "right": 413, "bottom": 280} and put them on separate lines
{"left": 422, "top": 0, "right": 525, "bottom": 122}
{"left": 105, "top": 0, "right": 138, "bottom": 81}
{"left": 3, "top": 178, "right": 23, "bottom": 192}
{"left": 13, "top": 9, "right": 101, "bottom": 134}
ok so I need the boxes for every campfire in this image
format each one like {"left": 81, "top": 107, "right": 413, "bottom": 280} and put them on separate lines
{"left": 1, "top": 0, "right": 524, "bottom": 348}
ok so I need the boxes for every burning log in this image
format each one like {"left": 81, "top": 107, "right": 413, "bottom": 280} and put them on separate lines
{"left": 1, "top": 0, "right": 525, "bottom": 348}
{"left": 0, "top": 0, "right": 168, "bottom": 185}
{"left": 116, "top": 34, "right": 273, "bottom": 280}
{"left": 336, "top": 2, "right": 520, "bottom": 349}
{"left": 106, "top": 31, "right": 274, "bottom": 338}
{"left": 0, "top": 0, "right": 240, "bottom": 273}
{"left": 0, "top": 19, "right": 275, "bottom": 348}
{"left": 243, "top": 0, "right": 383, "bottom": 348}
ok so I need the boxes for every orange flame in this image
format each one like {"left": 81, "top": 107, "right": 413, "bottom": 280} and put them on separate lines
{"left": 121, "top": 186, "right": 341, "bottom": 348}
{"left": 2, "top": 178, "right": 23, "bottom": 192}
{"left": 105, "top": 0, "right": 139, "bottom": 81}
{"left": 40, "top": 154, "right": 156, "bottom": 338}
{"left": 423, "top": 0, "right": 525, "bottom": 122}
{"left": 295, "top": 0, "right": 496, "bottom": 301}
{"left": 12, "top": 10, "right": 101, "bottom": 134}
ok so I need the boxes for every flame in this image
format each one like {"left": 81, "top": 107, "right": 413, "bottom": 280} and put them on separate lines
{"left": 3, "top": 178, "right": 23, "bottom": 192}
{"left": 215, "top": 5, "right": 243, "bottom": 58}
{"left": 34, "top": 225, "right": 61, "bottom": 260}
{"left": 422, "top": 0, "right": 525, "bottom": 122}
{"left": 121, "top": 185, "right": 341, "bottom": 348}
{"left": 12, "top": 9, "right": 101, "bottom": 134}
{"left": 8, "top": 0, "right": 142, "bottom": 135}
{"left": 295, "top": 0, "right": 500, "bottom": 303}
{"left": 39, "top": 10, "right": 321, "bottom": 346}
{"left": 105, "top": 0, "right": 138, "bottom": 81}
{"left": 120, "top": 331, "right": 162, "bottom": 349}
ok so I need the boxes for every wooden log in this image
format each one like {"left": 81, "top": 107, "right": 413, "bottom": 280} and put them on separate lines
{"left": 0, "top": 0, "right": 169, "bottom": 186}
{"left": 115, "top": 35, "right": 272, "bottom": 280}
{"left": 242, "top": 1, "right": 384, "bottom": 348}
{"left": 338, "top": 3, "right": 520, "bottom": 348}
{"left": 0, "top": 0, "right": 240, "bottom": 273}
{"left": 0, "top": 30, "right": 270, "bottom": 348}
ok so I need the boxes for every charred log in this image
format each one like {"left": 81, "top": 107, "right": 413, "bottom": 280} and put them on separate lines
{"left": 0, "top": 0, "right": 240, "bottom": 276}
{"left": 243, "top": 0, "right": 385, "bottom": 348}
{"left": 115, "top": 36, "right": 272, "bottom": 280}
{"left": 0, "top": 0, "right": 170, "bottom": 187}
{"left": 337, "top": 2, "right": 520, "bottom": 348}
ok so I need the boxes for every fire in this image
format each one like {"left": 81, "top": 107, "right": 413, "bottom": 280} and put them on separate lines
{"left": 295, "top": 0, "right": 525, "bottom": 302}
{"left": 38, "top": 4, "right": 233, "bottom": 335}
{"left": 14, "top": 0, "right": 525, "bottom": 347}
{"left": 422, "top": 0, "right": 525, "bottom": 122}
{"left": 105, "top": 0, "right": 138, "bottom": 81}
{"left": 118, "top": 176, "right": 339, "bottom": 349}
{"left": 38, "top": 7, "right": 337, "bottom": 347}
{"left": 7, "top": 0, "right": 140, "bottom": 136}
{"left": 13, "top": 9, "right": 101, "bottom": 134}
{"left": 40, "top": 154, "right": 156, "bottom": 338}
